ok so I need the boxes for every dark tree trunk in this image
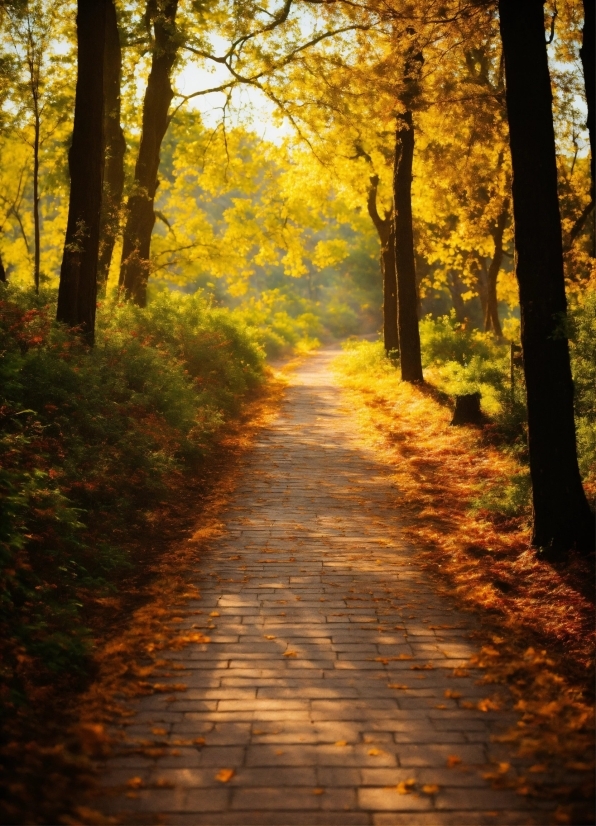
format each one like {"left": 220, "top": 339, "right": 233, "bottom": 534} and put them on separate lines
{"left": 97, "top": 0, "right": 125, "bottom": 293}
{"left": 119, "top": 0, "right": 179, "bottom": 307}
{"left": 473, "top": 260, "right": 489, "bottom": 323}
{"left": 56, "top": 0, "right": 107, "bottom": 345}
{"left": 393, "top": 110, "right": 423, "bottom": 382}
{"left": 484, "top": 197, "right": 509, "bottom": 337}
{"left": 580, "top": 0, "right": 594, "bottom": 204}
{"left": 0, "top": 253, "right": 6, "bottom": 283}
{"left": 447, "top": 270, "right": 466, "bottom": 324}
{"left": 367, "top": 175, "right": 399, "bottom": 354}
{"left": 498, "top": 0, "right": 594, "bottom": 555}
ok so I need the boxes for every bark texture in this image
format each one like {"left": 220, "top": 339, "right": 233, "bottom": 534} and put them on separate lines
{"left": 56, "top": 0, "right": 107, "bottom": 345}
{"left": 119, "top": 0, "right": 179, "bottom": 306}
{"left": 97, "top": 0, "right": 125, "bottom": 292}
{"left": 393, "top": 110, "right": 423, "bottom": 382}
{"left": 499, "top": 0, "right": 594, "bottom": 554}
{"left": 484, "top": 197, "right": 509, "bottom": 337}
{"left": 367, "top": 175, "right": 399, "bottom": 354}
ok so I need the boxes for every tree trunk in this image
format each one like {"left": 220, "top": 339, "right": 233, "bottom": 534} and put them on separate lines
{"left": 32, "top": 104, "right": 40, "bottom": 293}
{"left": 393, "top": 111, "right": 423, "bottom": 382}
{"left": 474, "top": 259, "right": 489, "bottom": 324}
{"left": 56, "top": 0, "right": 107, "bottom": 345}
{"left": 498, "top": 0, "right": 594, "bottom": 555}
{"left": 580, "top": 0, "right": 594, "bottom": 204}
{"left": 447, "top": 269, "right": 466, "bottom": 324}
{"left": 367, "top": 175, "right": 399, "bottom": 354}
{"left": 119, "top": 0, "right": 179, "bottom": 307}
{"left": 0, "top": 253, "right": 6, "bottom": 283}
{"left": 484, "top": 197, "right": 509, "bottom": 337}
{"left": 97, "top": 0, "right": 125, "bottom": 293}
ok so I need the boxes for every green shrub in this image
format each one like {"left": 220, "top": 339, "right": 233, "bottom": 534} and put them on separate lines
{"left": 0, "top": 285, "right": 265, "bottom": 693}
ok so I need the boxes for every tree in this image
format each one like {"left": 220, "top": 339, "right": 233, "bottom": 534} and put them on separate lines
{"left": 97, "top": 0, "right": 125, "bottom": 291}
{"left": 119, "top": 0, "right": 179, "bottom": 307}
{"left": 484, "top": 194, "right": 509, "bottom": 337}
{"left": 498, "top": 0, "right": 594, "bottom": 554}
{"left": 5, "top": 0, "right": 65, "bottom": 292}
{"left": 367, "top": 173, "right": 398, "bottom": 353}
{"left": 56, "top": 0, "right": 108, "bottom": 344}
{"left": 393, "top": 36, "right": 423, "bottom": 382}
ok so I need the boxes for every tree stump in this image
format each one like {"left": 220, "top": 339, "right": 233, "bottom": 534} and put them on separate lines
{"left": 451, "top": 392, "right": 482, "bottom": 425}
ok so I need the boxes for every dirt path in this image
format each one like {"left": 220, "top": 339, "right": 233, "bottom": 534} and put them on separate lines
{"left": 97, "top": 349, "right": 551, "bottom": 825}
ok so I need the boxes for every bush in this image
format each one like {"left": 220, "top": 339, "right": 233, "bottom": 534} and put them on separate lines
{"left": 0, "top": 285, "right": 265, "bottom": 695}
{"left": 570, "top": 289, "right": 596, "bottom": 489}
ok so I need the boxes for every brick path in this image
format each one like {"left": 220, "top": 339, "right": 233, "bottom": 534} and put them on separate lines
{"left": 98, "top": 349, "right": 551, "bottom": 825}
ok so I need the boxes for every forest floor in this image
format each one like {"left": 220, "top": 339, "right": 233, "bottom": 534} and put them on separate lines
{"left": 71, "top": 347, "right": 593, "bottom": 826}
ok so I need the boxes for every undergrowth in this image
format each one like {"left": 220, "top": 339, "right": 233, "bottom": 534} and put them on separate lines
{"left": 0, "top": 286, "right": 266, "bottom": 715}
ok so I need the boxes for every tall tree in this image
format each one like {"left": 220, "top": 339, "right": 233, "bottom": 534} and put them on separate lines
{"left": 498, "top": 0, "right": 594, "bottom": 554}
{"left": 56, "top": 0, "right": 107, "bottom": 344}
{"left": 367, "top": 173, "right": 399, "bottom": 354}
{"left": 393, "top": 36, "right": 423, "bottom": 382}
{"left": 119, "top": 0, "right": 179, "bottom": 307}
{"left": 97, "top": 0, "right": 125, "bottom": 292}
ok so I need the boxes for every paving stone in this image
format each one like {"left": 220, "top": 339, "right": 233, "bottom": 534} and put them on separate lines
{"left": 94, "top": 349, "right": 558, "bottom": 824}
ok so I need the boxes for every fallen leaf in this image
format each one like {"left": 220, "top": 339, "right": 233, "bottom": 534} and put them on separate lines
{"left": 209, "top": 611, "right": 220, "bottom": 617}
{"left": 395, "top": 779, "right": 416, "bottom": 794}
{"left": 334, "top": 740, "right": 348, "bottom": 747}
{"left": 264, "top": 635, "right": 276, "bottom": 640}
{"left": 444, "top": 690, "right": 461, "bottom": 699}
{"left": 411, "top": 663, "right": 434, "bottom": 671}
{"left": 283, "top": 651, "right": 298, "bottom": 657}
{"left": 477, "top": 698, "right": 501, "bottom": 712}
{"left": 151, "top": 727, "right": 168, "bottom": 736}
{"left": 215, "top": 769, "right": 235, "bottom": 783}
{"left": 312, "top": 788, "right": 325, "bottom": 795}
{"left": 193, "top": 737, "right": 206, "bottom": 746}
{"left": 447, "top": 755, "right": 462, "bottom": 767}
{"left": 528, "top": 764, "right": 547, "bottom": 773}
{"left": 388, "top": 684, "right": 408, "bottom": 690}
{"left": 368, "top": 748, "right": 382, "bottom": 756}
{"left": 152, "top": 683, "right": 187, "bottom": 693}
{"left": 421, "top": 784, "right": 440, "bottom": 794}
{"left": 126, "top": 777, "right": 144, "bottom": 789}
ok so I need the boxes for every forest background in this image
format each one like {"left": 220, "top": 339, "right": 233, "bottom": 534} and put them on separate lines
{"left": 0, "top": 1, "right": 594, "bottom": 819}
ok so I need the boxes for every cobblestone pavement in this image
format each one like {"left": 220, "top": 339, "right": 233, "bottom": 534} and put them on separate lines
{"left": 98, "top": 349, "right": 552, "bottom": 825}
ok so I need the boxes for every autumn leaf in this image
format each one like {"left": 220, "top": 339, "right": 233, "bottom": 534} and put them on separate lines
{"left": 421, "top": 784, "right": 440, "bottom": 794}
{"left": 215, "top": 769, "right": 235, "bottom": 783}
{"left": 388, "top": 683, "right": 408, "bottom": 690}
{"left": 334, "top": 740, "right": 348, "bottom": 747}
{"left": 477, "top": 698, "right": 501, "bottom": 712}
{"left": 283, "top": 651, "right": 298, "bottom": 657}
{"left": 447, "top": 755, "right": 462, "bottom": 767}
{"left": 444, "top": 690, "right": 461, "bottom": 699}
{"left": 312, "top": 788, "right": 325, "bottom": 795}
{"left": 395, "top": 779, "right": 416, "bottom": 794}
{"left": 126, "top": 777, "right": 144, "bottom": 789}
